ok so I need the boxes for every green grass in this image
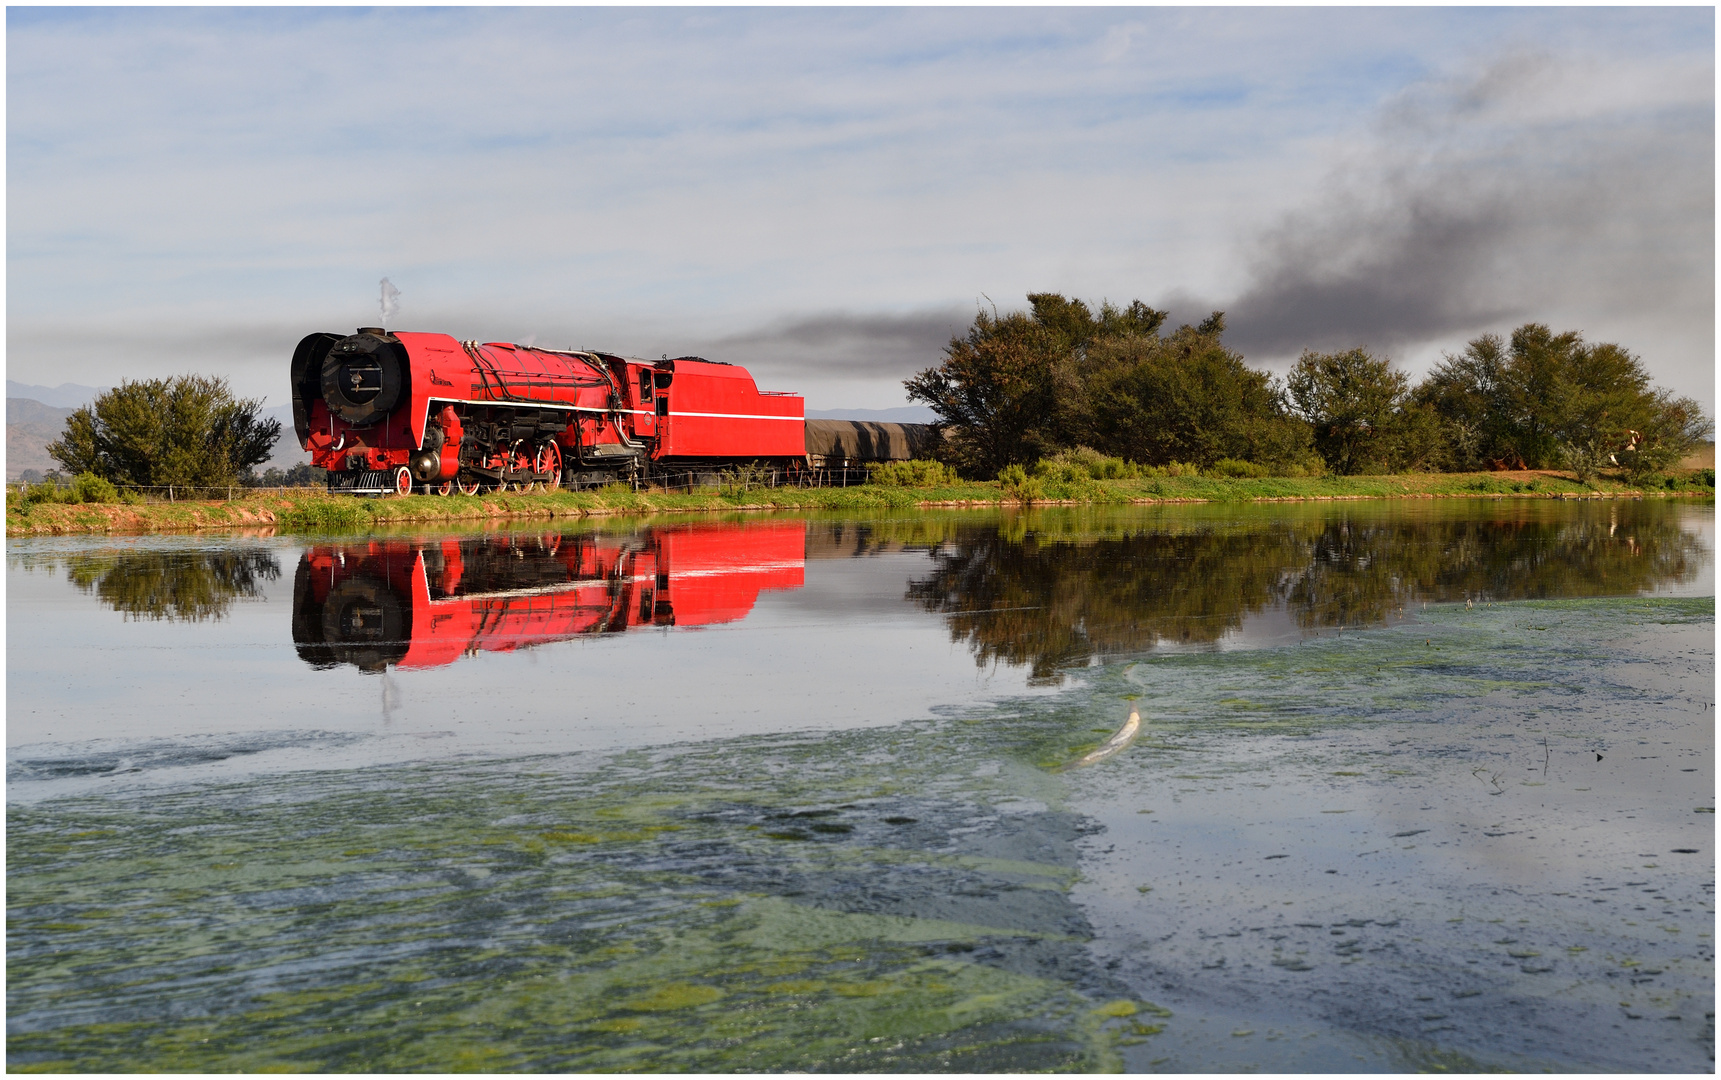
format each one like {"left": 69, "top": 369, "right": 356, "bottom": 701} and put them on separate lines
{"left": 5, "top": 469, "right": 1710, "bottom": 536}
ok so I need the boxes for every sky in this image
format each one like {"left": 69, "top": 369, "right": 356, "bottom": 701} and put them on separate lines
{"left": 7, "top": 7, "right": 1714, "bottom": 414}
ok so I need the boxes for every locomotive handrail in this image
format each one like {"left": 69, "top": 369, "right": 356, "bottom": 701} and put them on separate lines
{"left": 461, "top": 338, "right": 616, "bottom": 407}
{"left": 459, "top": 342, "right": 610, "bottom": 406}
{"left": 538, "top": 346, "right": 625, "bottom": 407}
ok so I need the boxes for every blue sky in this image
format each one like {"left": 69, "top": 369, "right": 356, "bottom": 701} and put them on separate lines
{"left": 7, "top": 7, "right": 1713, "bottom": 412}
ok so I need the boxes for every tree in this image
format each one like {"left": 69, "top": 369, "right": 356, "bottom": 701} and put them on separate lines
{"left": 904, "top": 305, "right": 1062, "bottom": 476}
{"left": 1613, "top": 389, "right": 1712, "bottom": 481}
{"left": 905, "top": 294, "right": 1163, "bottom": 477}
{"left": 48, "top": 375, "right": 280, "bottom": 488}
{"left": 1415, "top": 323, "right": 1711, "bottom": 478}
{"left": 244, "top": 462, "right": 326, "bottom": 488}
{"left": 1385, "top": 400, "right": 1451, "bottom": 473}
{"left": 1082, "top": 315, "right": 1312, "bottom": 469}
{"left": 1412, "top": 333, "right": 1511, "bottom": 471}
{"left": 905, "top": 294, "right": 1312, "bottom": 476}
{"left": 1285, "top": 348, "right": 1409, "bottom": 475}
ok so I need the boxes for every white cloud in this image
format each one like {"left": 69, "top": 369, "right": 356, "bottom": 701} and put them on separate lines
{"left": 7, "top": 8, "right": 1712, "bottom": 412}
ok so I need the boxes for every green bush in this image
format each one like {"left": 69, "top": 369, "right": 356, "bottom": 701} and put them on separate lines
{"left": 70, "top": 472, "right": 121, "bottom": 504}
{"left": 1031, "top": 447, "right": 1140, "bottom": 482}
{"left": 16, "top": 477, "right": 76, "bottom": 506}
{"left": 1140, "top": 461, "right": 1201, "bottom": 479}
{"left": 869, "top": 459, "right": 961, "bottom": 487}
{"left": 277, "top": 499, "right": 369, "bottom": 532}
{"left": 1653, "top": 470, "right": 1713, "bottom": 493}
{"left": 1286, "top": 348, "right": 1410, "bottom": 475}
{"left": 719, "top": 463, "right": 772, "bottom": 496}
{"left": 11, "top": 474, "right": 129, "bottom": 507}
{"left": 997, "top": 463, "right": 1045, "bottom": 502}
{"left": 16, "top": 482, "right": 52, "bottom": 506}
{"left": 1208, "top": 458, "right": 1270, "bottom": 479}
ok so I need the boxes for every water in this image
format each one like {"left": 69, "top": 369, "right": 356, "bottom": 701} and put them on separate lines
{"left": 7, "top": 500, "right": 1713, "bottom": 1071}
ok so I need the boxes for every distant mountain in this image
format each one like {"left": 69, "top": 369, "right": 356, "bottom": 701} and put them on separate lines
{"left": 259, "top": 405, "right": 310, "bottom": 473}
{"left": 806, "top": 406, "right": 938, "bottom": 423}
{"left": 5, "top": 381, "right": 109, "bottom": 410}
{"left": 7, "top": 398, "right": 76, "bottom": 479}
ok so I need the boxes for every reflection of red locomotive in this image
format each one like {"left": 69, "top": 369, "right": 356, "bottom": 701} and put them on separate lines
{"left": 292, "top": 327, "right": 937, "bottom": 496}
{"left": 292, "top": 521, "right": 806, "bottom": 672}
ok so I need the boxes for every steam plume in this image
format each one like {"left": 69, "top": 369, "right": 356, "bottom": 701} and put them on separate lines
{"left": 379, "top": 278, "right": 401, "bottom": 325}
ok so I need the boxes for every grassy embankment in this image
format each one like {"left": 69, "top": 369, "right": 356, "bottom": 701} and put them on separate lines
{"left": 6, "top": 468, "right": 1713, "bottom": 536}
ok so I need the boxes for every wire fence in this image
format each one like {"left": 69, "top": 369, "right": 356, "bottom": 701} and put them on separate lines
{"left": 9, "top": 467, "right": 881, "bottom": 502}
{"left": 611, "top": 467, "right": 874, "bottom": 494}
{"left": 8, "top": 481, "right": 326, "bottom": 503}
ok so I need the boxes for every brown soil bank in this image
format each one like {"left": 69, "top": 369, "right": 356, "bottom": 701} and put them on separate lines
{"left": 6, "top": 469, "right": 1713, "bottom": 537}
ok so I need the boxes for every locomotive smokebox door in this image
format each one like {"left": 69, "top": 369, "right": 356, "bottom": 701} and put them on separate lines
{"left": 321, "top": 329, "right": 407, "bottom": 427}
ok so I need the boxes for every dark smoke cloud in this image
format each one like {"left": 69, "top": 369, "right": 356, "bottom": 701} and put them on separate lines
{"left": 8, "top": 310, "right": 975, "bottom": 406}
{"left": 701, "top": 308, "right": 972, "bottom": 377}
{"left": 1202, "top": 53, "right": 1713, "bottom": 364}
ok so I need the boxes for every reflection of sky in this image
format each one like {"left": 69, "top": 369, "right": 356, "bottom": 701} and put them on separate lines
{"left": 7, "top": 503, "right": 1712, "bottom": 801}
{"left": 7, "top": 541, "right": 1057, "bottom": 802}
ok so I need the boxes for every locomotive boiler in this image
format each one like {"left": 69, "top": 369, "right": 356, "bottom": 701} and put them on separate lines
{"left": 292, "top": 521, "right": 807, "bottom": 672}
{"left": 291, "top": 327, "right": 939, "bottom": 495}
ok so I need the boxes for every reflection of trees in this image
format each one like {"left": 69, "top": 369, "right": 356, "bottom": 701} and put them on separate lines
{"left": 1286, "top": 509, "right": 1705, "bottom": 628}
{"left": 805, "top": 516, "right": 966, "bottom": 559}
{"left": 64, "top": 549, "right": 281, "bottom": 622}
{"left": 908, "top": 503, "right": 1706, "bottom": 683}
{"left": 908, "top": 523, "right": 1306, "bottom": 684}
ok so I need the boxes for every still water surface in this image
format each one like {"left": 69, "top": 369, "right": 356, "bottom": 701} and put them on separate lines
{"left": 8, "top": 500, "right": 1714, "bottom": 1071}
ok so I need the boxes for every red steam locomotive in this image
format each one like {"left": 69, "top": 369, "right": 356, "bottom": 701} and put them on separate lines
{"left": 292, "top": 521, "right": 807, "bottom": 672}
{"left": 291, "top": 327, "right": 936, "bottom": 495}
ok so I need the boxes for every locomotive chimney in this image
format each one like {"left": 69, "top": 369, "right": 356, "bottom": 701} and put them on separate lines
{"left": 357, "top": 327, "right": 387, "bottom": 337}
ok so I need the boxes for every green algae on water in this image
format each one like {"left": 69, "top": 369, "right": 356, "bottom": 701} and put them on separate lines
{"left": 8, "top": 724, "right": 1143, "bottom": 1072}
